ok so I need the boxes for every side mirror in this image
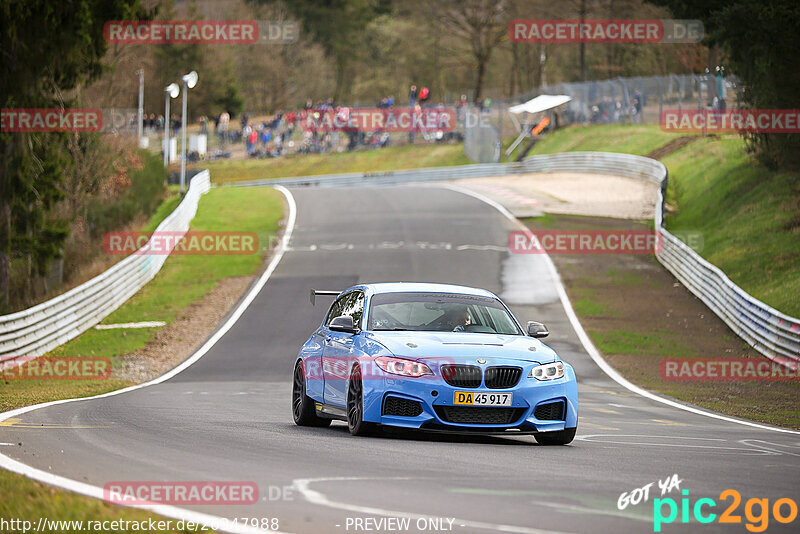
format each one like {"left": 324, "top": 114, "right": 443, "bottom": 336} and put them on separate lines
{"left": 526, "top": 321, "right": 549, "bottom": 338}
{"left": 329, "top": 315, "right": 358, "bottom": 334}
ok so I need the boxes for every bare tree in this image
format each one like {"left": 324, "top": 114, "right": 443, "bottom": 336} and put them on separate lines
{"left": 429, "top": 0, "right": 508, "bottom": 103}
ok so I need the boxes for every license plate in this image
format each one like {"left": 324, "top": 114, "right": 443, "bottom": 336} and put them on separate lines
{"left": 453, "top": 391, "right": 512, "bottom": 406}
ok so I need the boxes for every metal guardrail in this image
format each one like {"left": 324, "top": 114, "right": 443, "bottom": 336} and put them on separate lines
{"left": 0, "top": 171, "right": 211, "bottom": 363}
{"left": 527, "top": 154, "right": 799, "bottom": 367}
{"left": 4, "top": 153, "right": 796, "bottom": 368}
{"left": 228, "top": 153, "right": 800, "bottom": 367}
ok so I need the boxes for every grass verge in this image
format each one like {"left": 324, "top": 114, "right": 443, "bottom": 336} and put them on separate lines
{"left": 197, "top": 142, "right": 470, "bottom": 183}
{"left": 527, "top": 123, "right": 688, "bottom": 156}
{"left": 195, "top": 124, "right": 675, "bottom": 185}
{"left": 1, "top": 186, "right": 283, "bottom": 412}
{"left": 662, "top": 136, "right": 800, "bottom": 316}
{"left": 530, "top": 124, "right": 798, "bottom": 316}
{"left": 1, "top": 186, "right": 283, "bottom": 530}
{"left": 524, "top": 213, "right": 800, "bottom": 429}
{"left": 0, "top": 473, "right": 211, "bottom": 533}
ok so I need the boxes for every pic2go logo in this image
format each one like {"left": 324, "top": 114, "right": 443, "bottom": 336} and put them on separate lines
{"left": 653, "top": 489, "right": 798, "bottom": 532}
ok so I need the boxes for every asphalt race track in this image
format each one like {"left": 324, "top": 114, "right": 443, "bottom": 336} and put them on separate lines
{"left": 2, "top": 185, "right": 799, "bottom": 534}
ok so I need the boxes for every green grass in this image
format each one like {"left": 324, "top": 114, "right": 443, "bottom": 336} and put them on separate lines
{"left": 1, "top": 186, "right": 282, "bottom": 529}
{"left": 653, "top": 387, "right": 800, "bottom": 429}
{"left": 525, "top": 213, "right": 556, "bottom": 228}
{"left": 0, "top": 381, "right": 132, "bottom": 414}
{"left": 573, "top": 298, "right": 606, "bottom": 316}
{"left": 527, "top": 212, "right": 800, "bottom": 429}
{"left": 605, "top": 268, "right": 649, "bottom": 287}
{"left": 142, "top": 185, "right": 182, "bottom": 233}
{"left": 589, "top": 328, "right": 698, "bottom": 358}
{"left": 197, "top": 142, "right": 470, "bottom": 183}
{"left": 524, "top": 124, "right": 798, "bottom": 317}
{"left": 662, "top": 136, "right": 800, "bottom": 316}
{"left": 566, "top": 286, "right": 610, "bottom": 316}
{"left": 0, "top": 469, "right": 211, "bottom": 533}
{"left": 1, "top": 186, "right": 283, "bottom": 411}
{"left": 52, "top": 187, "right": 283, "bottom": 360}
{"left": 527, "top": 124, "right": 688, "bottom": 156}
{"left": 0, "top": 189, "right": 187, "bottom": 413}
{"left": 198, "top": 124, "right": 678, "bottom": 184}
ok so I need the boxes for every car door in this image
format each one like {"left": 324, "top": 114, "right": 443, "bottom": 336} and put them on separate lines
{"left": 322, "top": 291, "right": 365, "bottom": 407}
{"left": 308, "top": 295, "right": 345, "bottom": 402}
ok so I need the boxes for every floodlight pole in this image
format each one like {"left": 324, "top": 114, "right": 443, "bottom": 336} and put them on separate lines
{"left": 179, "top": 71, "right": 198, "bottom": 195}
{"left": 136, "top": 69, "right": 144, "bottom": 141}
{"left": 163, "top": 83, "right": 179, "bottom": 168}
{"left": 180, "top": 83, "right": 188, "bottom": 193}
{"left": 164, "top": 90, "right": 171, "bottom": 167}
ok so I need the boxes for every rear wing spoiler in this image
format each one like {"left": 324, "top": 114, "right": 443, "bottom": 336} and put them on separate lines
{"left": 310, "top": 289, "right": 341, "bottom": 306}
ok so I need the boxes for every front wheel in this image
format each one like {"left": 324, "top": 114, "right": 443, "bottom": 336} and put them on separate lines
{"left": 534, "top": 427, "right": 576, "bottom": 445}
{"left": 347, "top": 366, "right": 377, "bottom": 436}
{"left": 292, "top": 361, "right": 331, "bottom": 427}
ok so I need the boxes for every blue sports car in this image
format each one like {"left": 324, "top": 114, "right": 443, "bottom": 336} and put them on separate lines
{"left": 292, "top": 283, "right": 578, "bottom": 445}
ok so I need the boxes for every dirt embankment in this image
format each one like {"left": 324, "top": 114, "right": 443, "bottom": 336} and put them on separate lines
{"left": 645, "top": 136, "right": 702, "bottom": 160}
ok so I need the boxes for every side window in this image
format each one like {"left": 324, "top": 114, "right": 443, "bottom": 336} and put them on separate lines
{"left": 325, "top": 291, "right": 365, "bottom": 327}
{"left": 325, "top": 296, "right": 347, "bottom": 326}
{"left": 342, "top": 291, "right": 365, "bottom": 328}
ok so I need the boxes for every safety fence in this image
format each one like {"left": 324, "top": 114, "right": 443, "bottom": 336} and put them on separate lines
{"left": 491, "top": 73, "right": 742, "bottom": 127}
{"left": 464, "top": 73, "right": 742, "bottom": 163}
{"left": 232, "top": 154, "right": 799, "bottom": 367}
{"left": 0, "top": 171, "right": 211, "bottom": 364}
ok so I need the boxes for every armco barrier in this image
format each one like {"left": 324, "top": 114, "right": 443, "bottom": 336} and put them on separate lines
{"left": 0, "top": 171, "right": 211, "bottom": 363}
{"left": 230, "top": 153, "right": 799, "bottom": 367}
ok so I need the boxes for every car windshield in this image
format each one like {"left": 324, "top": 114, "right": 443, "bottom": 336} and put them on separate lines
{"left": 368, "top": 292, "right": 522, "bottom": 335}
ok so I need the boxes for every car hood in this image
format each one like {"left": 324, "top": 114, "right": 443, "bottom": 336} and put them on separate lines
{"left": 363, "top": 331, "right": 557, "bottom": 364}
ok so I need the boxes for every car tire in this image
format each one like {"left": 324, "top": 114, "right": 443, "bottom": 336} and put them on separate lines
{"left": 292, "top": 361, "right": 331, "bottom": 427}
{"left": 534, "top": 426, "right": 577, "bottom": 445}
{"left": 347, "top": 366, "right": 377, "bottom": 436}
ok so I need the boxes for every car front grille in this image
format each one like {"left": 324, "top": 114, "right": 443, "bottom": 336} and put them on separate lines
{"left": 434, "top": 406, "right": 526, "bottom": 425}
{"left": 484, "top": 366, "right": 522, "bottom": 388}
{"left": 534, "top": 401, "right": 565, "bottom": 420}
{"left": 383, "top": 396, "right": 423, "bottom": 417}
{"left": 440, "top": 365, "right": 482, "bottom": 388}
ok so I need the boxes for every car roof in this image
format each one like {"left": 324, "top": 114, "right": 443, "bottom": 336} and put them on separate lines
{"left": 352, "top": 282, "right": 498, "bottom": 298}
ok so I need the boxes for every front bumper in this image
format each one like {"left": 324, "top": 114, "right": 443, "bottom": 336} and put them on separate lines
{"left": 362, "top": 361, "right": 578, "bottom": 433}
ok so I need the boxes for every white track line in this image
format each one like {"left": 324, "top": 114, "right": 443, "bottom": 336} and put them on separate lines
{"left": 439, "top": 183, "right": 800, "bottom": 436}
{"left": 95, "top": 321, "right": 166, "bottom": 329}
{"left": 0, "top": 185, "right": 298, "bottom": 534}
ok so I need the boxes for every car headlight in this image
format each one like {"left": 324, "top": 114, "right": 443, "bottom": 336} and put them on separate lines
{"left": 375, "top": 357, "right": 432, "bottom": 378}
{"left": 529, "top": 362, "right": 564, "bottom": 381}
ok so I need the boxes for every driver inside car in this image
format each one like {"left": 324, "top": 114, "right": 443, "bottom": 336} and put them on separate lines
{"left": 450, "top": 308, "right": 472, "bottom": 332}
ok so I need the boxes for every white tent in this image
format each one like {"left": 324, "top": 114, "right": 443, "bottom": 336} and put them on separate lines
{"left": 508, "top": 94, "right": 572, "bottom": 115}
{"left": 506, "top": 94, "right": 572, "bottom": 157}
